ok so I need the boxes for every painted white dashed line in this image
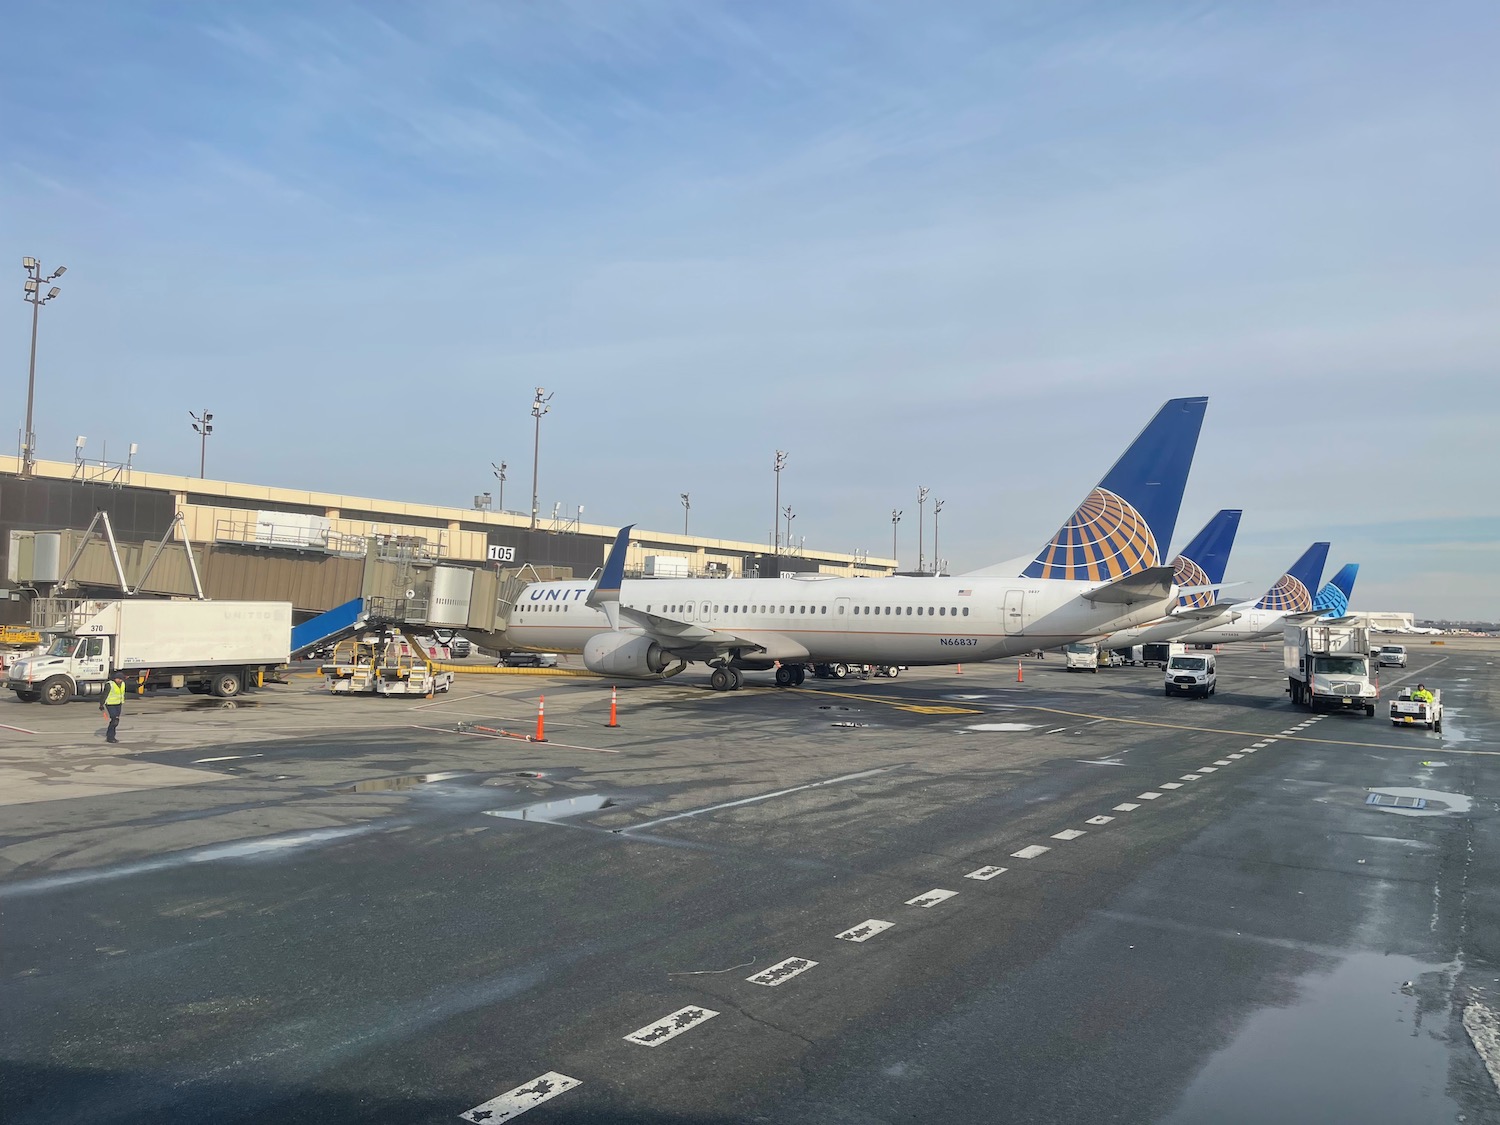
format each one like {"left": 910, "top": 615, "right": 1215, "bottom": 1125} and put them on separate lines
{"left": 1226, "top": 754, "right": 1244, "bottom": 760}
{"left": 461, "top": 1072, "right": 581, "bottom": 1122}
{"left": 965, "top": 866, "right": 1008, "bottom": 881}
{"left": 1012, "top": 845, "right": 1051, "bottom": 859}
{"left": 1197, "top": 766, "right": 1218, "bottom": 773}
{"left": 906, "top": 889, "right": 958, "bottom": 908}
{"left": 837, "top": 919, "right": 895, "bottom": 943}
{"left": 193, "top": 754, "right": 262, "bottom": 763}
{"left": 1159, "top": 782, "right": 1183, "bottom": 790}
{"left": 1212, "top": 760, "right": 1232, "bottom": 766}
{"left": 624, "top": 1006, "right": 719, "bottom": 1047}
{"left": 1242, "top": 748, "right": 1258, "bottom": 754}
{"left": 747, "top": 957, "right": 818, "bottom": 986}
{"left": 1181, "top": 774, "right": 1201, "bottom": 781}
{"left": 1085, "top": 815, "right": 1115, "bottom": 825}
{"left": 1114, "top": 802, "right": 1141, "bottom": 812}
{"left": 1052, "top": 829, "right": 1087, "bottom": 841}
{"left": 1252, "top": 742, "right": 1272, "bottom": 748}
{"left": 1136, "top": 792, "right": 1163, "bottom": 800}
{"left": 1046, "top": 727, "right": 1069, "bottom": 734}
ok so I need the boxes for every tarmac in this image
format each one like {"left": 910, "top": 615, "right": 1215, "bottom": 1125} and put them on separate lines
{"left": 2, "top": 639, "right": 1498, "bottom": 1123}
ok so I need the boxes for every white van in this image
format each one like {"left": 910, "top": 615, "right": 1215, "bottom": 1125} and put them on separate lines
{"left": 1165, "top": 653, "right": 1216, "bottom": 698}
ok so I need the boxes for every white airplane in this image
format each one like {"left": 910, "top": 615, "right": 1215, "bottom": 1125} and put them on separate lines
{"left": 501, "top": 399, "right": 1209, "bottom": 690}
{"left": 1175, "top": 541, "right": 1331, "bottom": 644}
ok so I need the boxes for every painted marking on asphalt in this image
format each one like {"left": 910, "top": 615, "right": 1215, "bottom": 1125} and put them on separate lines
{"left": 1137, "top": 792, "right": 1163, "bottom": 800}
{"left": 1012, "top": 844, "right": 1051, "bottom": 859}
{"left": 1181, "top": 774, "right": 1201, "bottom": 781}
{"left": 965, "top": 866, "right": 1008, "bottom": 880}
{"left": 1114, "top": 803, "right": 1141, "bottom": 812}
{"left": 896, "top": 704, "right": 985, "bottom": 715}
{"left": 624, "top": 1006, "right": 719, "bottom": 1047}
{"left": 1226, "top": 753, "right": 1244, "bottom": 759}
{"left": 837, "top": 919, "right": 895, "bottom": 942}
{"left": 1198, "top": 766, "right": 1219, "bottom": 772}
{"left": 1252, "top": 742, "right": 1272, "bottom": 748}
{"left": 411, "top": 725, "right": 621, "bottom": 754}
{"left": 1159, "top": 782, "right": 1183, "bottom": 789}
{"left": 1052, "top": 829, "right": 1087, "bottom": 841}
{"left": 1046, "top": 726, "right": 1069, "bottom": 734}
{"left": 627, "top": 766, "right": 899, "bottom": 831}
{"left": 1241, "top": 748, "right": 1258, "bottom": 753}
{"left": 193, "top": 754, "right": 262, "bottom": 764}
{"left": 0, "top": 723, "right": 39, "bottom": 734}
{"left": 461, "top": 1072, "right": 581, "bottom": 1122}
{"left": 907, "top": 888, "right": 958, "bottom": 907}
{"left": 1213, "top": 760, "right": 1232, "bottom": 766}
{"left": 1085, "top": 815, "right": 1115, "bottom": 825}
{"left": 747, "top": 957, "right": 818, "bottom": 986}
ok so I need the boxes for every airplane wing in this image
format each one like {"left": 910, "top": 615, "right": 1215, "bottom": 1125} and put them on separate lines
{"left": 616, "top": 605, "right": 774, "bottom": 661}
{"left": 1175, "top": 599, "right": 1241, "bottom": 621}
{"left": 1082, "top": 565, "right": 1176, "bottom": 605}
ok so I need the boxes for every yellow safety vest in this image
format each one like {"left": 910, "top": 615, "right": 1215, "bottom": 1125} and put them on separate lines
{"left": 105, "top": 680, "right": 126, "bottom": 706}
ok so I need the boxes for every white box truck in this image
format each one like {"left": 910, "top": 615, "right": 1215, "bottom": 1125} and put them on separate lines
{"left": 1064, "top": 642, "right": 1099, "bottom": 672}
{"left": 7, "top": 600, "right": 291, "bottom": 704}
{"left": 1284, "top": 622, "right": 1378, "bottom": 716}
{"left": 643, "top": 555, "right": 691, "bottom": 578}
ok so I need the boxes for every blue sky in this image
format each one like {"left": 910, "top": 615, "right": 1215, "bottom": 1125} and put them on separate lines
{"left": 4, "top": 1, "right": 1497, "bottom": 619}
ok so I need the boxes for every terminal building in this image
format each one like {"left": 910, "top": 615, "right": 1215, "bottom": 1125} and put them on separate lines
{"left": 0, "top": 455, "right": 895, "bottom": 642}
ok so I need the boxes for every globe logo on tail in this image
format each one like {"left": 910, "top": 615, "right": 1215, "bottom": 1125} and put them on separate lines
{"left": 1256, "top": 575, "right": 1312, "bottom": 613}
{"left": 1173, "top": 556, "right": 1213, "bottom": 609}
{"left": 1312, "top": 584, "right": 1349, "bottom": 617}
{"left": 1024, "top": 488, "right": 1161, "bottom": 581}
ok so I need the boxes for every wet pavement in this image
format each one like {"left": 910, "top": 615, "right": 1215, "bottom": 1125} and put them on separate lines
{"left": 2, "top": 639, "right": 1498, "bottom": 1123}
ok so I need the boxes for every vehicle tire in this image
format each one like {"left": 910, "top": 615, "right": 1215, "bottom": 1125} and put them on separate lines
{"left": 1164, "top": 687, "right": 1172, "bottom": 697}
{"left": 885, "top": 666, "right": 900, "bottom": 678}
{"left": 832, "top": 664, "right": 849, "bottom": 679}
{"left": 1091, "top": 667, "right": 1097, "bottom": 674}
{"left": 212, "top": 671, "right": 242, "bottom": 698}
{"left": 813, "top": 664, "right": 830, "bottom": 678}
{"left": 40, "top": 675, "right": 72, "bottom": 705}
{"left": 1210, "top": 684, "right": 1216, "bottom": 696}
{"left": 710, "top": 667, "right": 730, "bottom": 691}
{"left": 1365, "top": 704, "right": 1375, "bottom": 717}
{"left": 1435, "top": 719, "right": 1442, "bottom": 733}
{"left": 774, "top": 665, "right": 794, "bottom": 687}
{"left": 14, "top": 689, "right": 40, "bottom": 703}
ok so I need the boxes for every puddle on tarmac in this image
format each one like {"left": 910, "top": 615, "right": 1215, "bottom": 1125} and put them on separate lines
{"left": 964, "top": 723, "right": 1038, "bottom": 732}
{"left": 485, "top": 794, "right": 614, "bottom": 822}
{"left": 338, "top": 771, "right": 470, "bottom": 793}
{"left": 187, "top": 698, "right": 260, "bottom": 710}
{"left": 1160, "top": 951, "right": 1457, "bottom": 1125}
{"left": 1363, "top": 787, "right": 1472, "bottom": 818}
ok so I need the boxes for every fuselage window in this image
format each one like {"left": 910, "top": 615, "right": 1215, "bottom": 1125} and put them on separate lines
{"left": 821, "top": 606, "right": 827, "bottom": 614}
{"left": 904, "top": 606, "right": 911, "bottom": 615}
{"left": 916, "top": 607, "right": 923, "bottom": 616}
{"left": 884, "top": 606, "right": 891, "bottom": 615}
{"left": 962, "top": 607, "right": 970, "bottom": 616}
{"left": 939, "top": 607, "right": 946, "bottom": 616}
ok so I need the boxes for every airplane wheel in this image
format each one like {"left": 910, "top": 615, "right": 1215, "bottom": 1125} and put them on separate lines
{"left": 791, "top": 666, "right": 805, "bottom": 686}
{"left": 728, "top": 667, "right": 743, "bottom": 690}
{"left": 710, "top": 668, "right": 730, "bottom": 691}
{"left": 775, "top": 665, "right": 794, "bottom": 687}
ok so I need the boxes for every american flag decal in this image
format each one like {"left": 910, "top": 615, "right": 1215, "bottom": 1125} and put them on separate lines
{"left": 957, "top": 589, "right": 972, "bottom": 596}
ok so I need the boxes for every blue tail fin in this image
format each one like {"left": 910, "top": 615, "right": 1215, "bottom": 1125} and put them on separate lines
{"left": 1313, "top": 563, "right": 1359, "bottom": 616}
{"left": 586, "top": 524, "right": 633, "bottom": 609}
{"left": 1023, "top": 397, "right": 1208, "bottom": 581}
{"left": 1173, "top": 509, "right": 1243, "bottom": 609}
{"left": 1254, "top": 542, "right": 1330, "bottom": 612}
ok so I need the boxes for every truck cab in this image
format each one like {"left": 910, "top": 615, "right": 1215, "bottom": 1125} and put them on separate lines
{"left": 1285, "top": 623, "right": 1379, "bottom": 715}
{"left": 1064, "top": 642, "right": 1099, "bottom": 672}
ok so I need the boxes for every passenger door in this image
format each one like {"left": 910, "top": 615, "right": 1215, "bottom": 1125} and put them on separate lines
{"left": 1003, "top": 590, "right": 1026, "bottom": 635}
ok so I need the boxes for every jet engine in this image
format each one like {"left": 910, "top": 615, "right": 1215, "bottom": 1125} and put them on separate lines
{"left": 583, "top": 632, "right": 671, "bottom": 678}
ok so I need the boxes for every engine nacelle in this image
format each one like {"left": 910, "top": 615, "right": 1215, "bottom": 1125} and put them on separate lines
{"left": 583, "top": 632, "right": 671, "bottom": 678}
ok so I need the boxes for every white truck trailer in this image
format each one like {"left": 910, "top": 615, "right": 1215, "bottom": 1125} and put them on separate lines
{"left": 7, "top": 600, "right": 291, "bottom": 704}
{"left": 1284, "top": 622, "right": 1379, "bottom": 716}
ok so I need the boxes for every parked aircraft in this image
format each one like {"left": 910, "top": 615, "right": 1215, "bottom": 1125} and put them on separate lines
{"left": 500, "top": 398, "right": 1208, "bottom": 690}
{"left": 1176, "top": 541, "right": 1331, "bottom": 644}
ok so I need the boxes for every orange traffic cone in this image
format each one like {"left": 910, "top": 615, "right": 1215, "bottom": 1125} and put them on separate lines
{"left": 1016, "top": 661, "right": 1024, "bottom": 683}
{"left": 534, "top": 695, "right": 548, "bottom": 742}
{"left": 956, "top": 664, "right": 963, "bottom": 675}
{"left": 607, "top": 685, "right": 619, "bottom": 728}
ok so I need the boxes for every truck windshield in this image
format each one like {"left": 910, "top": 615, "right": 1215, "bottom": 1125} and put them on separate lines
{"left": 1313, "top": 656, "right": 1366, "bottom": 675}
{"left": 1168, "top": 657, "right": 1206, "bottom": 671}
{"left": 1065, "top": 644, "right": 1094, "bottom": 654}
{"left": 45, "top": 636, "right": 78, "bottom": 657}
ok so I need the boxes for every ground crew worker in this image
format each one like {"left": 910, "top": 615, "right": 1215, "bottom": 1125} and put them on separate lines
{"left": 102, "top": 673, "right": 126, "bottom": 743}
{"left": 1412, "top": 684, "right": 1434, "bottom": 704}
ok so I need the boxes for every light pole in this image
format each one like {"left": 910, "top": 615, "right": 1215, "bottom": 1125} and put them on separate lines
{"left": 680, "top": 492, "right": 690, "bottom": 536}
{"left": 891, "top": 509, "right": 902, "bottom": 568}
{"left": 783, "top": 505, "right": 795, "bottom": 554}
{"left": 932, "top": 499, "right": 945, "bottom": 577}
{"left": 529, "top": 388, "right": 552, "bottom": 530}
{"left": 20, "top": 257, "right": 66, "bottom": 478}
{"left": 491, "top": 461, "right": 507, "bottom": 511}
{"left": 189, "top": 409, "right": 214, "bottom": 478}
{"left": 917, "top": 486, "right": 930, "bottom": 574}
{"left": 772, "top": 449, "right": 787, "bottom": 567}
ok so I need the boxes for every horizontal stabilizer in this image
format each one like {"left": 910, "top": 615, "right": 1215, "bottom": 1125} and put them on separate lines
{"left": 1175, "top": 599, "right": 1240, "bottom": 620}
{"left": 1083, "top": 565, "right": 1176, "bottom": 605}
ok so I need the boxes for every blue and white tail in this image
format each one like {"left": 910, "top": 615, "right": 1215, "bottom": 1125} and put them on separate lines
{"left": 1172, "top": 509, "right": 1243, "bottom": 609}
{"left": 1312, "top": 562, "right": 1358, "bottom": 617}
{"left": 1254, "top": 542, "right": 1330, "bottom": 612}
{"left": 1023, "top": 397, "right": 1209, "bottom": 581}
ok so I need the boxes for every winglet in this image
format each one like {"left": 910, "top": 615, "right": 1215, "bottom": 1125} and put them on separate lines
{"left": 1254, "top": 542, "right": 1330, "bottom": 612}
{"left": 1023, "top": 397, "right": 1208, "bottom": 581}
{"left": 587, "top": 524, "right": 633, "bottom": 610}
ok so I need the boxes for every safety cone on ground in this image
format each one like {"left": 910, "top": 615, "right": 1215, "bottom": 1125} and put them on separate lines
{"left": 607, "top": 685, "right": 619, "bottom": 728}
{"left": 534, "top": 695, "right": 548, "bottom": 742}
{"left": 1016, "top": 661, "right": 1024, "bottom": 683}
{"left": 956, "top": 664, "right": 963, "bottom": 675}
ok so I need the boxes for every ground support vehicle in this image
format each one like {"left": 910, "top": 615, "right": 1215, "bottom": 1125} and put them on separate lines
{"left": 810, "top": 662, "right": 902, "bottom": 680}
{"left": 8, "top": 600, "right": 290, "bottom": 703}
{"left": 502, "top": 651, "right": 559, "bottom": 668}
{"left": 321, "top": 633, "right": 453, "bottom": 696}
{"left": 1285, "top": 622, "right": 1379, "bottom": 716}
{"left": 1065, "top": 643, "right": 1099, "bottom": 672}
{"left": 1376, "top": 645, "right": 1409, "bottom": 668}
{"left": 1164, "top": 653, "right": 1216, "bottom": 698}
{"left": 1390, "top": 688, "right": 1442, "bottom": 732}
{"left": 1099, "top": 648, "right": 1127, "bottom": 667}
{"left": 1140, "top": 642, "right": 1186, "bottom": 668}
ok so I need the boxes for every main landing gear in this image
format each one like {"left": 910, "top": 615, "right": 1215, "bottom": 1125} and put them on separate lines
{"left": 774, "top": 664, "right": 806, "bottom": 687}
{"left": 709, "top": 666, "right": 743, "bottom": 692}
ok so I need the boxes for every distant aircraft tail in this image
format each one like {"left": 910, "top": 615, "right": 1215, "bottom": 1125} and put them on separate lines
{"left": 1172, "top": 509, "right": 1243, "bottom": 609}
{"left": 1022, "top": 397, "right": 1208, "bottom": 581}
{"left": 1253, "top": 542, "right": 1330, "bottom": 612}
{"left": 1312, "top": 562, "right": 1359, "bottom": 617}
